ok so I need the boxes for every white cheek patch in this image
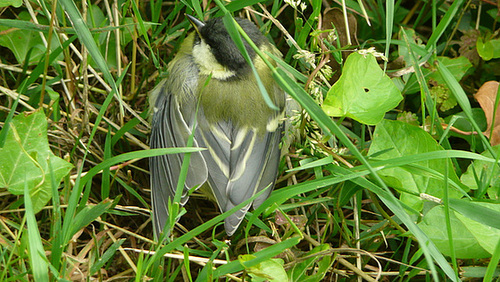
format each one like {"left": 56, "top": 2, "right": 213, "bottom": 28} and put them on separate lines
{"left": 192, "top": 39, "right": 236, "bottom": 80}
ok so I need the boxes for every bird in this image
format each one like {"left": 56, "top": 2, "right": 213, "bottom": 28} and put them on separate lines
{"left": 149, "top": 14, "right": 289, "bottom": 237}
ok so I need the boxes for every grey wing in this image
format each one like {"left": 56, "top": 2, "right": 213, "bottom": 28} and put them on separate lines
{"left": 149, "top": 85, "right": 208, "bottom": 238}
{"left": 196, "top": 113, "right": 284, "bottom": 236}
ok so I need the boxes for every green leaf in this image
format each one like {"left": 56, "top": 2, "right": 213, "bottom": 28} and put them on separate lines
{"left": 449, "top": 199, "right": 500, "bottom": 230}
{"left": 430, "top": 56, "right": 473, "bottom": 83}
{"left": 0, "top": 11, "right": 61, "bottom": 65}
{"left": 419, "top": 201, "right": 500, "bottom": 259}
{"left": 0, "top": 0, "right": 21, "bottom": 8}
{"left": 425, "top": 0, "right": 465, "bottom": 49}
{"left": 58, "top": 0, "right": 121, "bottom": 109}
{"left": 486, "top": 9, "right": 500, "bottom": 21}
{"left": 90, "top": 238, "right": 125, "bottom": 275}
{"left": 426, "top": 56, "right": 472, "bottom": 111}
{"left": 239, "top": 255, "right": 287, "bottom": 282}
{"left": 323, "top": 52, "right": 403, "bottom": 125}
{"left": 24, "top": 178, "right": 49, "bottom": 281}
{"left": 120, "top": 17, "right": 152, "bottom": 46}
{"left": 476, "top": 37, "right": 500, "bottom": 61}
{"left": 368, "top": 120, "right": 464, "bottom": 211}
{"left": 213, "top": 236, "right": 301, "bottom": 277}
{"left": 437, "top": 60, "right": 497, "bottom": 159}
{"left": 0, "top": 111, "right": 73, "bottom": 213}
{"left": 288, "top": 244, "right": 334, "bottom": 282}
{"left": 398, "top": 28, "right": 425, "bottom": 67}
{"left": 429, "top": 84, "right": 457, "bottom": 111}
{"left": 418, "top": 205, "right": 491, "bottom": 258}
{"left": 461, "top": 145, "right": 500, "bottom": 199}
{"left": 69, "top": 199, "right": 115, "bottom": 242}
{"left": 444, "top": 109, "right": 487, "bottom": 150}
{"left": 462, "top": 266, "right": 500, "bottom": 278}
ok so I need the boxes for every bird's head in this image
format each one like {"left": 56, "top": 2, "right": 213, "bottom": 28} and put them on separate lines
{"left": 187, "top": 15, "right": 267, "bottom": 80}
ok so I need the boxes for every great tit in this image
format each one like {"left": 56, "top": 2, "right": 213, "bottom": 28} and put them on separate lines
{"left": 149, "top": 15, "right": 287, "bottom": 237}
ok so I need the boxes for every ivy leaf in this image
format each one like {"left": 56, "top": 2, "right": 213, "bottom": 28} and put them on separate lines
{"left": 0, "top": 11, "right": 61, "bottom": 65}
{"left": 0, "top": 111, "right": 73, "bottom": 213}
{"left": 323, "top": 52, "right": 403, "bottom": 125}
{"left": 368, "top": 120, "right": 464, "bottom": 211}
{"left": 288, "top": 244, "right": 334, "bottom": 281}
{"left": 239, "top": 255, "right": 287, "bottom": 282}
{"left": 0, "top": 0, "right": 22, "bottom": 8}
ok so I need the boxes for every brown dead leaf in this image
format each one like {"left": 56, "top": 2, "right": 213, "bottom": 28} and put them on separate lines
{"left": 458, "top": 29, "right": 480, "bottom": 66}
{"left": 321, "top": 7, "right": 358, "bottom": 49}
{"left": 274, "top": 210, "right": 307, "bottom": 228}
{"left": 321, "top": 7, "right": 358, "bottom": 83}
{"left": 474, "top": 81, "right": 500, "bottom": 145}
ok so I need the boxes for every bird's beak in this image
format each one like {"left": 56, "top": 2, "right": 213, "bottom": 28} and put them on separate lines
{"left": 186, "top": 14, "right": 205, "bottom": 35}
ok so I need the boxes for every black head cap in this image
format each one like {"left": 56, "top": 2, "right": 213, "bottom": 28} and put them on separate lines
{"left": 195, "top": 17, "right": 267, "bottom": 74}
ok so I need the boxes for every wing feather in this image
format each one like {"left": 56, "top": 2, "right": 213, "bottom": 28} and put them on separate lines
{"left": 150, "top": 85, "right": 208, "bottom": 238}
{"left": 196, "top": 111, "right": 284, "bottom": 236}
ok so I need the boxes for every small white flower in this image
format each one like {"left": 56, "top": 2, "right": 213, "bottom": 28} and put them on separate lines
{"left": 320, "top": 65, "right": 333, "bottom": 80}
{"left": 284, "top": 0, "right": 297, "bottom": 9}
{"left": 300, "top": 2, "right": 307, "bottom": 11}
{"left": 327, "top": 31, "right": 338, "bottom": 43}
{"left": 307, "top": 81, "right": 323, "bottom": 103}
{"left": 293, "top": 49, "right": 316, "bottom": 67}
{"left": 357, "top": 47, "right": 388, "bottom": 61}
{"left": 310, "top": 86, "right": 320, "bottom": 97}
{"left": 285, "top": 0, "right": 306, "bottom": 12}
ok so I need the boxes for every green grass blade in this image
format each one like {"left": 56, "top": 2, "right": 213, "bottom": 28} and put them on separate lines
{"left": 24, "top": 179, "right": 49, "bottom": 281}
{"left": 213, "top": 236, "right": 301, "bottom": 277}
{"left": 146, "top": 185, "right": 273, "bottom": 272}
{"left": 484, "top": 239, "right": 500, "bottom": 281}
{"left": 426, "top": 0, "right": 465, "bottom": 50}
{"left": 437, "top": 61, "right": 497, "bottom": 160}
{"left": 384, "top": 0, "right": 394, "bottom": 70}
{"left": 448, "top": 198, "right": 500, "bottom": 230}
{"left": 90, "top": 238, "right": 125, "bottom": 275}
{"left": 80, "top": 148, "right": 203, "bottom": 188}
{"left": 57, "top": 0, "right": 120, "bottom": 100}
